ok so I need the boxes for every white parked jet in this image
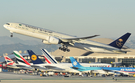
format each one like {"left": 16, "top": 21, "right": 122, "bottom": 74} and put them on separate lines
{"left": 4, "top": 22, "right": 131, "bottom": 53}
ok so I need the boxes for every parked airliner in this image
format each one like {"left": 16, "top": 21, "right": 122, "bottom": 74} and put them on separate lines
{"left": 3, "top": 22, "right": 131, "bottom": 53}
{"left": 70, "top": 57, "right": 135, "bottom": 75}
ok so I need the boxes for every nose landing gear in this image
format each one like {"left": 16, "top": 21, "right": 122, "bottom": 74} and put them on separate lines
{"left": 10, "top": 33, "right": 13, "bottom": 37}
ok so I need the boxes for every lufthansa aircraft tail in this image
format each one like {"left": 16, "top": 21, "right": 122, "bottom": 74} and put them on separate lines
{"left": 41, "top": 49, "right": 58, "bottom": 64}
{"left": 27, "top": 50, "right": 44, "bottom": 64}
{"left": 3, "top": 55, "right": 16, "bottom": 65}
{"left": 109, "top": 33, "right": 131, "bottom": 49}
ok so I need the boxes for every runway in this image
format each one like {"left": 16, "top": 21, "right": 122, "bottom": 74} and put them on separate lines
{"left": 1, "top": 80, "right": 135, "bottom": 83}
{"left": 1, "top": 72, "right": 135, "bottom": 83}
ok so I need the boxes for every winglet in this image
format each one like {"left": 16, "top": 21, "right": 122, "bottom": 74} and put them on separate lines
{"left": 27, "top": 50, "right": 43, "bottom": 64}
{"left": 41, "top": 49, "right": 58, "bottom": 64}
{"left": 109, "top": 33, "right": 131, "bottom": 49}
{"left": 70, "top": 57, "right": 82, "bottom": 67}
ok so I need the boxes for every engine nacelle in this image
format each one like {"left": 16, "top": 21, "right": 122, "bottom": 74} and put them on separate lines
{"left": 42, "top": 36, "right": 60, "bottom": 44}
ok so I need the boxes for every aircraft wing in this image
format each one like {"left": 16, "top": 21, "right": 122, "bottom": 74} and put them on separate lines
{"left": 16, "top": 65, "right": 34, "bottom": 70}
{"left": 31, "top": 65, "right": 48, "bottom": 70}
{"left": 45, "top": 66, "right": 65, "bottom": 70}
{"left": 103, "top": 69, "right": 118, "bottom": 72}
{"left": 61, "top": 35, "right": 99, "bottom": 42}
{"left": 16, "top": 65, "right": 28, "bottom": 67}
{"left": 71, "top": 66, "right": 101, "bottom": 72}
{"left": 6, "top": 65, "right": 20, "bottom": 69}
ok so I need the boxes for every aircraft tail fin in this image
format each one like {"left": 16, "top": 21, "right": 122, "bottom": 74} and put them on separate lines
{"left": 109, "top": 33, "right": 131, "bottom": 49}
{"left": 13, "top": 51, "right": 31, "bottom": 65}
{"left": 27, "top": 50, "right": 44, "bottom": 64}
{"left": 41, "top": 49, "right": 58, "bottom": 64}
{"left": 3, "top": 55, "right": 15, "bottom": 65}
{"left": 70, "top": 57, "right": 82, "bottom": 68}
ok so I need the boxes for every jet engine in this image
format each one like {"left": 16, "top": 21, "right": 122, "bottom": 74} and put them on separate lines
{"left": 42, "top": 36, "right": 61, "bottom": 44}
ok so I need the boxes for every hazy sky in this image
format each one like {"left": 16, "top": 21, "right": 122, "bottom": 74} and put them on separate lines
{"left": 0, "top": 0, "right": 135, "bottom": 40}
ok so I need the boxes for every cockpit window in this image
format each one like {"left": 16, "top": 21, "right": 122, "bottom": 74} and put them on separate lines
{"left": 19, "top": 24, "right": 22, "bottom": 26}
{"left": 6, "top": 23, "right": 10, "bottom": 25}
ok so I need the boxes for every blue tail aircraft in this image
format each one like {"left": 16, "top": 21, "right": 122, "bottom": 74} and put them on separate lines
{"left": 70, "top": 57, "right": 102, "bottom": 72}
{"left": 70, "top": 57, "right": 135, "bottom": 75}
{"left": 27, "top": 50, "right": 44, "bottom": 64}
{"left": 27, "top": 50, "right": 49, "bottom": 70}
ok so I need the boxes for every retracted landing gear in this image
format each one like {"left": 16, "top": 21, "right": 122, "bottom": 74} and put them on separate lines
{"left": 59, "top": 45, "right": 70, "bottom": 52}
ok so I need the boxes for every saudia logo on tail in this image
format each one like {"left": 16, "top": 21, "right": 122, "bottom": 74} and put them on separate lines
{"left": 116, "top": 39, "right": 123, "bottom": 47}
{"left": 31, "top": 55, "right": 37, "bottom": 61}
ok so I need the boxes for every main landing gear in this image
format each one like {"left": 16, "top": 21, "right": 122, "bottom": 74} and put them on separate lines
{"left": 59, "top": 45, "right": 70, "bottom": 52}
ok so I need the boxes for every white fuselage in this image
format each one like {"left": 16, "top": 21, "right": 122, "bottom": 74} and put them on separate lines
{"left": 31, "top": 62, "right": 111, "bottom": 73}
{"left": 6, "top": 64, "right": 35, "bottom": 70}
{"left": 3, "top": 23, "right": 122, "bottom": 53}
{"left": 6, "top": 65, "right": 20, "bottom": 69}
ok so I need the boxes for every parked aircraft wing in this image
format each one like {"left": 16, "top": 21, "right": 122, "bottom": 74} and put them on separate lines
{"left": 31, "top": 65, "right": 48, "bottom": 70}
{"left": 45, "top": 65, "right": 65, "bottom": 70}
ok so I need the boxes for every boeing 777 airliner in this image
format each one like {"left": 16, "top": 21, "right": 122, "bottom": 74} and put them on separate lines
{"left": 3, "top": 22, "right": 131, "bottom": 53}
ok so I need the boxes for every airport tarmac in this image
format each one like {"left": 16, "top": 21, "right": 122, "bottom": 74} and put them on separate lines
{"left": 1, "top": 72, "right": 135, "bottom": 83}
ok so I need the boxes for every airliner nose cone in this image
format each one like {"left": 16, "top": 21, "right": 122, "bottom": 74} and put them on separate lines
{"left": 3, "top": 24, "right": 9, "bottom": 29}
{"left": 3, "top": 24, "right": 6, "bottom": 28}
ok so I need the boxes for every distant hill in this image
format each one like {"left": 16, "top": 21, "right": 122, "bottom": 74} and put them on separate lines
{"left": 0, "top": 43, "right": 59, "bottom": 56}
{"left": 0, "top": 36, "right": 41, "bottom": 45}
{"left": 0, "top": 36, "right": 59, "bottom": 56}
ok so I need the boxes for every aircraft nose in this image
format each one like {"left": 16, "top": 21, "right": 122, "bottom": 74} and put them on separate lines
{"left": 3, "top": 24, "right": 6, "bottom": 28}
{"left": 3, "top": 24, "right": 6, "bottom": 27}
{"left": 3, "top": 23, "right": 10, "bottom": 28}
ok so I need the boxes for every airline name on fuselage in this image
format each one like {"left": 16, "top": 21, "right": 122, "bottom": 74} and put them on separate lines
{"left": 19, "top": 23, "right": 52, "bottom": 33}
{"left": 121, "top": 68, "right": 135, "bottom": 71}
{"left": 16, "top": 23, "right": 63, "bottom": 38}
